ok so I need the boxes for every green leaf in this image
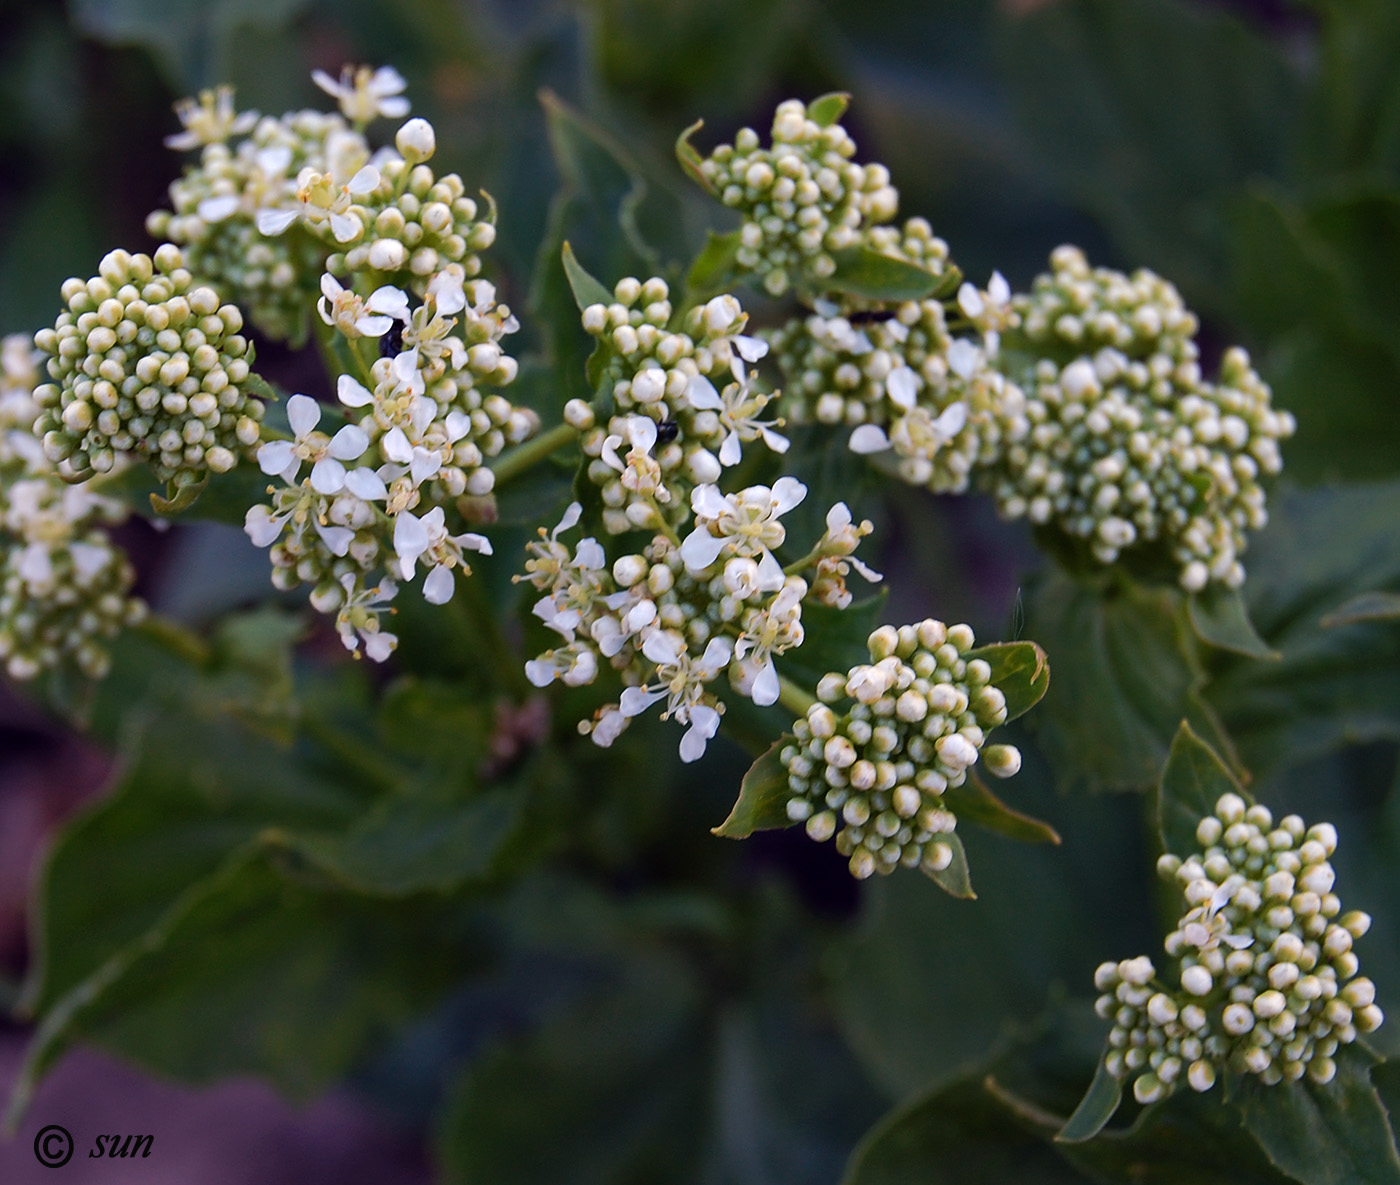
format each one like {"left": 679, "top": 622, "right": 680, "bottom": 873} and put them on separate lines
{"left": 943, "top": 772, "right": 1060, "bottom": 846}
{"left": 149, "top": 473, "right": 209, "bottom": 514}
{"left": 685, "top": 228, "right": 742, "bottom": 301}
{"left": 1323, "top": 591, "right": 1400, "bottom": 628}
{"left": 825, "top": 247, "right": 943, "bottom": 302}
{"left": 711, "top": 740, "right": 793, "bottom": 838}
{"left": 1207, "top": 481, "right": 1400, "bottom": 776}
{"left": 923, "top": 831, "right": 975, "bottom": 899}
{"left": 1056, "top": 1059, "right": 1124, "bottom": 1143}
{"left": 808, "top": 92, "right": 851, "bottom": 128}
{"left": 1023, "top": 565, "right": 1234, "bottom": 793}
{"left": 1156, "top": 722, "right": 1248, "bottom": 856}
{"left": 560, "top": 240, "right": 614, "bottom": 311}
{"left": 1229, "top": 1045, "right": 1400, "bottom": 1185}
{"left": 966, "top": 641, "right": 1050, "bottom": 722}
{"left": 1189, "top": 584, "right": 1279, "bottom": 660}
{"left": 675, "top": 117, "right": 714, "bottom": 194}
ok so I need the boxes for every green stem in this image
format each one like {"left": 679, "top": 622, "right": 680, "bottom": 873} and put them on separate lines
{"left": 776, "top": 673, "right": 817, "bottom": 718}
{"left": 489, "top": 420, "right": 578, "bottom": 485}
{"left": 299, "top": 710, "right": 405, "bottom": 794}
{"left": 783, "top": 544, "right": 825, "bottom": 577}
{"left": 137, "top": 616, "right": 212, "bottom": 666}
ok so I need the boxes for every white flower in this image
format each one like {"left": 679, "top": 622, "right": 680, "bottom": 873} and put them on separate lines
{"left": 886, "top": 365, "right": 919, "bottom": 410}
{"left": 392, "top": 505, "right": 491, "bottom": 602}
{"left": 848, "top": 402, "right": 967, "bottom": 458}
{"left": 256, "top": 164, "right": 381, "bottom": 242}
{"left": 318, "top": 275, "right": 409, "bottom": 338}
{"left": 165, "top": 86, "right": 256, "bottom": 151}
{"left": 619, "top": 632, "right": 733, "bottom": 762}
{"left": 679, "top": 477, "right": 806, "bottom": 586}
{"left": 312, "top": 65, "right": 411, "bottom": 124}
{"left": 525, "top": 643, "right": 597, "bottom": 688}
{"left": 334, "top": 574, "right": 399, "bottom": 662}
{"left": 734, "top": 581, "right": 805, "bottom": 706}
{"left": 243, "top": 484, "right": 356, "bottom": 557}
{"left": 601, "top": 415, "right": 668, "bottom": 501}
{"left": 685, "top": 373, "right": 789, "bottom": 466}
{"left": 257, "top": 394, "right": 374, "bottom": 495}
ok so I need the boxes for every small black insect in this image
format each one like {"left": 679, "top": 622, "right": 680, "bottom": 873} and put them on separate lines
{"left": 379, "top": 321, "right": 404, "bottom": 358}
{"left": 848, "top": 309, "right": 897, "bottom": 325}
{"left": 655, "top": 419, "right": 680, "bottom": 444}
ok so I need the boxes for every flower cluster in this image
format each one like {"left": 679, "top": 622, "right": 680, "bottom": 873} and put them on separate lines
{"left": 0, "top": 335, "right": 144, "bottom": 680}
{"left": 769, "top": 297, "right": 1029, "bottom": 493}
{"left": 577, "top": 280, "right": 785, "bottom": 534}
{"left": 518, "top": 486, "right": 881, "bottom": 762}
{"left": 31, "top": 246, "right": 262, "bottom": 488}
{"left": 780, "top": 619, "right": 1023, "bottom": 879}
{"left": 1095, "top": 794, "right": 1381, "bottom": 1103}
{"left": 695, "top": 98, "right": 931, "bottom": 297}
{"left": 992, "top": 247, "right": 1296, "bottom": 589}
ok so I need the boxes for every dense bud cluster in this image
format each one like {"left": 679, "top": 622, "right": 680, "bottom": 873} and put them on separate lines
{"left": 1095, "top": 795, "right": 1381, "bottom": 1103}
{"left": 32, "top": 246, "right": 262, "bottom": 488}
{"left": 993, "top": 247, "right": 1295, "bottom": 588}
{"left": 518, "top": 485, "right": 880, "bottom": 761}
{"left": 579, "top": 280, "right": 785, "bottom": 533}
{"left": 780, "top": 619, "right": 1023, "bottom": 879}
{"left": 770, "top": 298, "right": 1029, "bottom": 493}
{"left": 0, "top": 336, "right": 144, "bottom": 680}
{"left": 696, "top": 98, "right": 915, "bottom": 296}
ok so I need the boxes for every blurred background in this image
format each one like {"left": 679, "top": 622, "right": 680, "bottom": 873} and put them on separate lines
{"left": 3, "top": 0, "right": 1398, "bottom": 1180}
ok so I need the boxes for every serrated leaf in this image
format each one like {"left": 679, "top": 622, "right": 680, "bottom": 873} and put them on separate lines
{"left": 1322, "top": 591, "right": 1400, "bottom": 628}
{"left": 1057, "top": 1059, "right": 1123, "bottom": 1143}
{"left": 685, "top": 228, "right": 741, "bottom": 301}
{"left": 560, "top": 240, "right": 613, "bottom": 311}
{"left": 808, "top": 92, "right": 851, "bottom": 128}
{"left": 825, "top": 247, "right": 943, "bottom": 301}
{"left": 966, "top": 640, "right": 1050, "bottom": 722}
{"left": 675, "top": 117, "right": 713, "bottom": 194}
{"left": 923, "top": 832, "right": 975, "bottom": 899}
{"left": 1229, "top": 1045, "right": 1400, "bottom": 1185}
{"left": 1157, "top": 722, "right": 1248, "bottom": 856}
{"left": 1189, "top": 584, "right": 1278, "bottom": 660}
{"left": 943, "top": 772, "right": 1059, "bottom": 846}
{"left": 711, "top": 740, "right": 792, "bottom": 838}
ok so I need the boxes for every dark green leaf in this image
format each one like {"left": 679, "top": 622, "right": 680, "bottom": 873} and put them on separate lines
{"left": 1323, "top": 592, "right": 1400, "bottom": 628}
{"left": 560, "top": 240, "right": 614, "bottom": 311}
{"left": 1056, "top": 1059, "right": 1124, "bottom": 1143}
{"left": 923, "top": 831, "right": 975, "bottom": 899}
{"left": 808, "top": 92, "right": 851, "bottom": 128}
{"left": 825, "top": 247, "right": 943, "bottom": 302}
{"left": 685, "top": 228, "right": 741, "bottom": 301}
{"left": 1189, "top": 584, "right": 1278, "bottom": 660}
{"left": 711, "top": 740, "right": 793, "bottom": 838}
{"left": 966, "top": 641, "right": 1050, "bottom": 722}
{"left": 1229, "top": 1045, "right": 1400, "bottom": 1185}
{"left": 943, "top": 772, "right": 1060, "bottom": 846}
{"left": 1156, "top": 722, "right": 1248, "bottom": 856}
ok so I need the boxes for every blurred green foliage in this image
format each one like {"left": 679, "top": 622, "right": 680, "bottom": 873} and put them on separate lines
{"left": 5, "top": 0, "right": 1400, "bottom": 1181}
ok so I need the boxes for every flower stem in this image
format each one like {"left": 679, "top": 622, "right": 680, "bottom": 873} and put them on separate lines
{"left": 776, "top": 673, "right": 816, "bottom": 718}
{"left": 783, "top": 544, "right": 824, "bottom": 577}
{"left": 489, "top": 421, "right": 577, "bottom": 486}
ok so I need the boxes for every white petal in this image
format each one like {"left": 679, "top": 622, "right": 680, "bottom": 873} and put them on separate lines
{"left": 851, "top": 557, "right": 884, "bottom": 583}
{"left": 394, "top": 511, "right": 430, "bottom": 566}
{"left": 382, "top": 426, "right": 413, "bottom": 463}
{"left": 848, "top": 424, "right": 890, "bottom": 454}
{"left": 620, "top": 686, "right": 664, "bottom": 718}
{"left": 17, "top": 544, "right": 53, "bottom": 587}
{"left": 409, "top": 448, "right": 441, "bottom": 486}
{"left": 690, "top": 483, "right": 730, "bottom": 520}
{"left": 391, "top": 347, "right": 419, "bottom": 387}
{"left": 757, "top": 426, "right": 790, "bottom": 454}
{"left": 628, "top": 415, "right": 657, "bottom": 451}
{"left": 686, "top": 375, "right": 722, "bottom": 410}
{"left": 348, "top": 165, "right": 381, "bottom": 195}
{"left": 354, "top": 313, "right": 394, "bottom": 337}
{"left": 934, "top": 401, "right": 969, "bottom": 440}
{"left": 337, "top": 374, "right": 375, "bottom": 408}
{"left": 642, "top": 630, "right": 684, "bottom": 667}
{"left": 623, "top": 599, "right": 657, "bottom": 633}
{"left": 719, "top": 431, "right": 742, "bottom": 467}
{"left": 947, "top": 339, "right": 979, "bottom": 380}
{"left": 364, "top": 631, "right": 397, "bottom": 662}
{"left": 330, "top": 211, "right": 361, "bottom": 243}
{"left": 321, "top": 273, "right": 343, "bottom": 300}
{"left": 256, "top": 207, "right": 299, "bottom": 235}
{"left": 752, "top": 657, "right": 780, "bottom": 706}
{"left": 958, "top": 283, "right": 984, "bottom": 319}
{"left": 310, "top": 456, "right": 347, "bottom": 494}
{"left": 525, "top": 658, "right": 558, "bottom": 687}
{"left": 699, "top": 635, "right": 734, "bottom": 673}
{"left": 286, "top": 393, "right": 321, "bottom": 437}
{"left": 379, "top": 96, "right": 411, "bottom": 118}
{"left": 770, "top": 476, "right": 807, "bottom": 514}
{"left": 556, "top": 502, "right": 582, "bottom": 533}
{"left": 367, "top": 286, "right": 409, "bottom": 316}
{"left": 444, "top": 410, "right": 471, "bottom": 442}
{"left": 755, "top": 549, "right": 785, "bottom": 592}
{"left": 343, "top": 467, "right": 388, "bottom": 501}
{"left": 329, "top": 423, "right": 369, "bottom": 460}
{"left": 989, "top": 271, "right": 1010, "bottom": 305}
{"left": 257, "top": 145, "right": 292, "bottom": 176}
{"left": 257, "top": 439, "right": 296, "bottom": 475}
{"left": 734, "top": 334, "right": 769, "bottom": 363}
{"left": 679, "top": 527, "right": 726, "bottom": 572}
{"left": 827, "top": 502, "right": 852, "bottom": 530}
{"left": 679, "top": 706, "right": 721, "bottom": 763}
{"left": 311, "top": 69, "right": 342, "bottom": 98}
{"left": 575, "top": 538, "right": 605, "bottom": 571}
{"left": 456, "top": 532, "right": 492, "bottom": 555}
{"left": 315, "top": 521, "right": 354, "bottom": 556}
{"left": 244, "top": 506, "right": 286, "bottom": 547}
{"left": 423, "top": 564, "right": 456, "bottom": 604}
{"left": 197, "top": 194, "right": 241, "bottom": 223}
{"left": 887, "top": 366, "right": 918, "bottom": 410}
